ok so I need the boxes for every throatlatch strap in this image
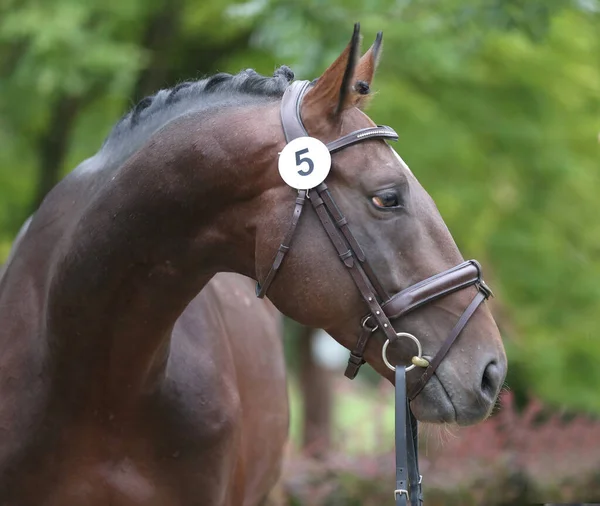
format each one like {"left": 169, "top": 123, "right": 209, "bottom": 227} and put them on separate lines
{"left": 256, "top": 81, "right": 310, "bottom": 298}
{"left": 256, "top": 190, "right": 307, "bottom": 298}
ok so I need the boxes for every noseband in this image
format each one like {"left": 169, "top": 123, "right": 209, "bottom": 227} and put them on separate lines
{"left": 256, "top": 80, "right": 493, "bottom": 506}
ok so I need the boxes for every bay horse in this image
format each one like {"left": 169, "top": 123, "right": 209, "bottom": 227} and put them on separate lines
{"left": 1, "top": 219, "right": 288, "bottom": 505}
{"left": 0, "top": 25, "right": 506, "bottom": 505}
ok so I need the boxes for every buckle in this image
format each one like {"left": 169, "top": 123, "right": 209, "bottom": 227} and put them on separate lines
{"left": 478, "top": 279, "right": 494, "bottom": 298}
{"left": 394, "top": 489, "right": 409, "bottom": 500}
{"left": 361, "top": 315, "right": 379, "bottom": 332}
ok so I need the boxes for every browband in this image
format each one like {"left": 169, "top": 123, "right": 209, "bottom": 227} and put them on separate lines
{"left": 280, "top": 80, "right": 399, "bottom": 149}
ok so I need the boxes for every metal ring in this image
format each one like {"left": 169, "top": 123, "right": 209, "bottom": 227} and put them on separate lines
{"left": 361, "top": 315, "right": 378, "bottom": 333}
{"left": 382, "top": 332, "right": 423, "bottom": 372}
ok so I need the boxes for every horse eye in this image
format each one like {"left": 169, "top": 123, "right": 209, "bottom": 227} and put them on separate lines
{"left": 371, "top": 190, "right": 401, "bottom": 209}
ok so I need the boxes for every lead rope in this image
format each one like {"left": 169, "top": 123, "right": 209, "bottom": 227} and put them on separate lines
{"left": 395, "top": 366, "right": 423, "bottom": 506}
{"left": 407, "top": 406, "right": 423, "bottom": 506}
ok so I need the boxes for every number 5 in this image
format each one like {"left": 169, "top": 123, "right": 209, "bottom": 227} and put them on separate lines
{"left": 295, "top": 148, "right": 314, "bottom": 176}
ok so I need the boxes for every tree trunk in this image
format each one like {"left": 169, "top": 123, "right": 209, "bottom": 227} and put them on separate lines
{"left": 298, "top": 326, "right": 333, "bottom": 457}
{"left": 131, "top": 0, "right": 183, "bottom": 100}
{"left": 131, "top": 0, "right": 253, "bottom": 101}
{"left": 32, "top": 94, "right": 81, "bottom": 210}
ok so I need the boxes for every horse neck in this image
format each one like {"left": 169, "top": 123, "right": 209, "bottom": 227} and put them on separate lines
{"left": 46, "top": 103, "right": 280, "bottom": 408}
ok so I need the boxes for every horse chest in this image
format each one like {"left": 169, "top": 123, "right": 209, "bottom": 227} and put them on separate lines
{"left": 0, "top": 267, "right": 287, "bottom": 506}
{"left": 0, "top": 384, "right": 244, "bottom": 506}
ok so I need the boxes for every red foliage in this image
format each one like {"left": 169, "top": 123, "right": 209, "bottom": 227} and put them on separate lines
{"left": 280, "top": 391, "right": 600, "bottom": 505}
{"left": 426, "top": 391, "right": 600, "bottom": 487}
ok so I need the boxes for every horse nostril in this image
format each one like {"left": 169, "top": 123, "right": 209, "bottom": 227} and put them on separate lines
{"left": 481, "top": 360, "right": 500, "bottom": 398}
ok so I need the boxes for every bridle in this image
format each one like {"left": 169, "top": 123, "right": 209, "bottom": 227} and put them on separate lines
{"left": 258, "top": 80, "right": 493, "bottom": 506}
{"left": 256, "top": 80, "right": 493, "bottom": 506}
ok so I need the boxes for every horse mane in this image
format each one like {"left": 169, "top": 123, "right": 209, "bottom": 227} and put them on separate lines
{"left": 96, "top": 66, "right": 295, "bottom": 168}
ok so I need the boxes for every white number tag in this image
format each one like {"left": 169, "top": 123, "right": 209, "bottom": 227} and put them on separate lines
{"left": 278, "top": 137, "right": 331, "bottom": 190}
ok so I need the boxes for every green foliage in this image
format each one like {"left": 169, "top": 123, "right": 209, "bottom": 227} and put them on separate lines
{"left": 0, "top": 0, "right": 599, "bottom": 413}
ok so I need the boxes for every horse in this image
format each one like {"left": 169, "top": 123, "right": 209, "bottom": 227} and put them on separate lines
{"left": 0, "top": 25, "right": 507, "bottom": 505}
{"left": 0, "top": 218, "right": 289, "bottom": 505}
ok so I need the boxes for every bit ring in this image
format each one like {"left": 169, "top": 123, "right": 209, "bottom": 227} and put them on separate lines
{"left": 382, "top": 332, "right": 425, "bottom": 372}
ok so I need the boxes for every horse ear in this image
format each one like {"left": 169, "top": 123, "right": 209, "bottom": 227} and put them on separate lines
{"left": 352, "top": 32, "right": 383, "bottom": 110}
{"left": 355, "top": 32, "right": 383, "bottom": 85}
{"left": 302, "top": 23, "right": 361, "bottom": 124}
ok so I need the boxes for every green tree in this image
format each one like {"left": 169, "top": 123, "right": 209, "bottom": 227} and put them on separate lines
{"left": 1, "top": 0, "right": 599, "bottom": 413}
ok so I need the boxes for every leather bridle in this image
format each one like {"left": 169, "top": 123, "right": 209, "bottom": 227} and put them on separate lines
{"left": 256, "top": 80, "right": 493, "bottom": 506}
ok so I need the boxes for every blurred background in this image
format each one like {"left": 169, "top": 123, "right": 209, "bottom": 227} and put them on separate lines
{"left": 1, "top": 0, "right": 599, "bottom": 504}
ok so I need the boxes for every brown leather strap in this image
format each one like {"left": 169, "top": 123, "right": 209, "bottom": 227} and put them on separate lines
{"left": 256, "top": 81, "right": 310, "bottom": 298}
{"left": 408, "top": 289, "right": 487, "bottom": 399}
{"left": 383, "top": 260, "right": 491, "bottom": 320}
{"left": 280, "top": 80, "right": 310, "bottom": 140}
{"left": 347, "top": 261, "right": 492, "bottom": 380}
{"left": 256, "top": 190, "right": 307, "bottom": 298}
{"left": 317, "top": 182, "right": 389, "bottom": 301}
{"left": 272, "top": 78, "right": 493, "bottom": 394}
{"left": 280, "top": 80, "right": 399, "bottom": 152}
{"left": 344, "top": 322, "right": 375, "bottom": 379}
{"left": 312, "top": 181, "right": 395, "bottom": 379}
{"left": 395, "top": 366, "right": 422, "bottom": 506}
{"left": 309, "top": 189, "right": 398, "bottom": 342}
{"left": 273, "top": 76, "right": 496, "bottom": 506}
{"left": 257, "top": 81, "right": 400, "bottom": 300}
{"left": 326, "top": 125, "right": 398, "bottom": 153}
